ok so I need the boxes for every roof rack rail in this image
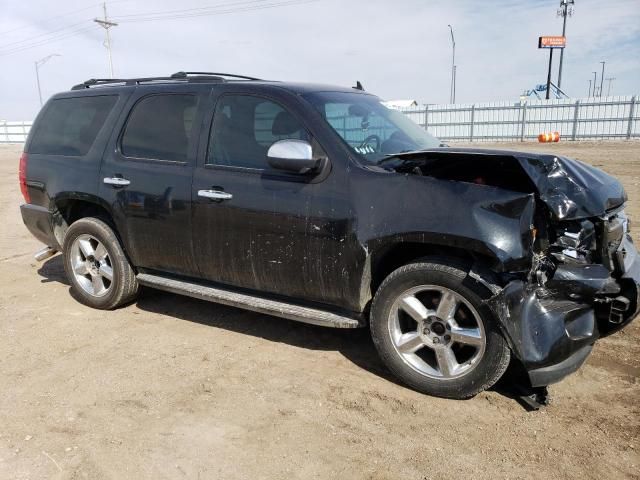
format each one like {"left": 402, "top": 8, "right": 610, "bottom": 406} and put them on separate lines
{"left": 71, "top": 71, "right": 261, "bottom": 90}
{"left": 171, "top": 71, "right": 262, "bottom": 81}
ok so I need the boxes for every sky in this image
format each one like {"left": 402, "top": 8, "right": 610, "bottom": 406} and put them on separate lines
{"left": 1, "top": 0, "right": 639, "bottom": 120}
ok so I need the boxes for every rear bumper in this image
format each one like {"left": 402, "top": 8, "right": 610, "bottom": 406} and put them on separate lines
{"left": 20, "top": 204, "right": 59, "bottom": 249}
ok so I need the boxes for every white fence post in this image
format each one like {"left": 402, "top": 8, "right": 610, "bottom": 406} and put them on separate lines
{"left": 628, "top": 96, "right": 637, "bottom": 140}
{"left": 571, "top": 100, "right": 580, "bottom": 141}
{"left": 520, "top": 102, "right": 527, "bottom": 142}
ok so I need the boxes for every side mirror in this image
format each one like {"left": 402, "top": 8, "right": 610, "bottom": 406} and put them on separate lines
{"left": 267, "top": 139, "right": 319, "bottom": 174}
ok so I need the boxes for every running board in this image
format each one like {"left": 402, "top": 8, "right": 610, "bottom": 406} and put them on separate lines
{"left": 137, "top": 273, "right": 363, "bottom": 329}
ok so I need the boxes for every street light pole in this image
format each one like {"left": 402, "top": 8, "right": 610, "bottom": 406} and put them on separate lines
{"left": 557, "top": 0, "right": 575, "bottom": 89}
{"left": 599, "top": 61, "right": 605, "bottom": 97}
{"left": 447, "top": 24, "right": 456, "bottom": 104}
{"left": 588, "top": 79, "right": 592, "bottom": 97}
{"left": 592, "top": 71, "right": 598, "bottom": 97}
{"left": 34, "top": 54, "right": 61, "bottom": 107}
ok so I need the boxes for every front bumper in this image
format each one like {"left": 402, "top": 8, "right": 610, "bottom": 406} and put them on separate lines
{"left": 528, "top": 344, "right": 593, "bottom": 387}
{"left": 488, "top": 234, "right": 639, "bottom": 387}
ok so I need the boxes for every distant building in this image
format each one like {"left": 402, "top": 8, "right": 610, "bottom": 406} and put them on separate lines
{"left": 383, "top": 99, "right": 419, "bottom": 110}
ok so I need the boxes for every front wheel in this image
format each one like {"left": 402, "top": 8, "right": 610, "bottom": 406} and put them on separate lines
{"left": 370, "top": 259, "right": 510, "bottom": 399}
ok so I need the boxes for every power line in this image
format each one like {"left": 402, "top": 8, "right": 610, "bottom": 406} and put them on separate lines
{"left": 0, "top": 0, "right": 318, "bottom": 56}
{"left": 0, "top": 26, "right": 96, "bottom": 56}
{"left": 112, "top": 0, "right": 270, "bottom": 19}
{"left": 0, "top": 0, "right": 136, "bottom": 37}
{"left": 114, "top": 0, "right": 318, "bottom": 23}
{"left": 0, "top": 3, "right": 99, "bottom": 37}
{"left": 0, "top": 20, "right": 89, "bottom": 50}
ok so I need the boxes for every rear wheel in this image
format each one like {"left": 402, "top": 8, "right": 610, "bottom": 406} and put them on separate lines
{"left": 370, "top": 259, "right": 510, "bottom": 399}
{"left": 63, "top": 217, "right": 138, "bottom": 309}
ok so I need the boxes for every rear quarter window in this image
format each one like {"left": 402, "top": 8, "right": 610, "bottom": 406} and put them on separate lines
{"left": 29, "top": 95, "right": 118, "bottom": 156}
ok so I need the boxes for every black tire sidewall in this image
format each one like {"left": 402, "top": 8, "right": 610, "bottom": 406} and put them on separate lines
{"left": 370, "top": 260, "right": 510, "bottom": 399}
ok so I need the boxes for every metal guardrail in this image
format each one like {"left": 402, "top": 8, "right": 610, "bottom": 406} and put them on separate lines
{"left": 400, "top": 95, "right": 639, "bottom": 142}
{"left": 0, "top": 121, "right": 32, "bottom": 143}
{"left": 2, "top": 95, "right": 638, "bottom": 144}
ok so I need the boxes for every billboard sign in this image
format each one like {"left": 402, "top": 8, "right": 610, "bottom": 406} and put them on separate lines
{"left": 538, "top": 36, "right": 566, "bottom": 48}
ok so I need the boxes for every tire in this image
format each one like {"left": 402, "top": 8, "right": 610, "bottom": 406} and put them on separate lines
{"left": 370, "top": 258, "right": 510, "bottom": 399}
{"left": 62, "top": 217, "right": 139, "bottom": 310}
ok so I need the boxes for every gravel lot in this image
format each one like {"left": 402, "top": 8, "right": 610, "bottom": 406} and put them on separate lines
{"left": 0, "top": 141, "right": 638, "bottom": 479}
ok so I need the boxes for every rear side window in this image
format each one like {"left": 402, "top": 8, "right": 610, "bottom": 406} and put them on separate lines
{"left": 29, "top": 95, "right": 117, "bottom": 156}
{"left": 121, "top": 94, "right": 198, "bottom": 162}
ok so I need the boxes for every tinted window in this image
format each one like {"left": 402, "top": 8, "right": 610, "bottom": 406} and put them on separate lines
{"left": 121, "top": 94, "right": 197, "bottom": 161}
{"left": 208, "top": 95, "right": 308, "bottom": 169}
{"left": 30, "top": 95, "right": 117, "bottom": 156}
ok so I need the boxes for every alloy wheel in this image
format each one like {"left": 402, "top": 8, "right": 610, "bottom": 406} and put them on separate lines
{"left": 388, "top": 285, "right": 487, "bottom": 379}
{"left": 69, "top": 234, "right": 113, "bottom": 297}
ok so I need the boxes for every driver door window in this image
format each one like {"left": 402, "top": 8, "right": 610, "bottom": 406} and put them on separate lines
{"left": 208, "top": 95, "right": 309, "bottom": 169}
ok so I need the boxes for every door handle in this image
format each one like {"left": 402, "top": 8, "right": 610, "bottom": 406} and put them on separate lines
{"left": 198, "top": 189, "right": 233, "bottom": 200}
{"left": 103, "top": 177, "right": 131, "bottom": 187}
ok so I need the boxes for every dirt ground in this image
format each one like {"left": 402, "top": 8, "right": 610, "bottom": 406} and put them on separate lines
{"left": 0, "top": 141, "right": 638, "bottom": 480}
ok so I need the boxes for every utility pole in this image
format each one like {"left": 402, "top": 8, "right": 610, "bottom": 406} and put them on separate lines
{"left": 588, "top": 79, "right": 592, "bottom": 97}
{"left": 599, "top": 61, "right": 605, "bottom": 97}
{"left": 94, "top": 2, "right": 118, "bottom": 78}
{"left": 447, "top": 24, "right": 456, "bottom": 104}
{"left": 592, "top": 71, "right": 598, "bottom": 96}
{"left": 556, "top": 0, "right": 575, "bottom": 89}
{"left": 35, "top": 54, "right": 61, "bottom": 106}
{"left": 606, "top": 77, "right": 616, "bottom": 96}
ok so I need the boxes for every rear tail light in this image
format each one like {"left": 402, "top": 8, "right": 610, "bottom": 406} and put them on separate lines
{"left": 19, "top": 152, "right": 30, "bottom": 203}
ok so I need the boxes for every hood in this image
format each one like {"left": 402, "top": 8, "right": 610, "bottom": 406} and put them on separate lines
{"left": 516, "top": 153, "right": 627, "bottom": 220}
{"left": 384, "top": 148, "right": 627, "bottom": 220}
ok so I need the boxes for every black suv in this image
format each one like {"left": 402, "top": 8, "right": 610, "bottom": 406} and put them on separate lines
{"left": 19, "top": 72, "right": 639, "bottom": 400}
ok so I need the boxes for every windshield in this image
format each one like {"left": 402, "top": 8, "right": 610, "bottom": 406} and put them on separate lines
{"left": 302, "top": 91, "right": 440, "bottom": 163}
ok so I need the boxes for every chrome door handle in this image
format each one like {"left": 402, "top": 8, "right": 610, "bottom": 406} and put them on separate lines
{"left": 103, "top": 177, "right": 131, "bottom": 187}
{"left": 198, "top": 189, "right": 233, "bottom": 200}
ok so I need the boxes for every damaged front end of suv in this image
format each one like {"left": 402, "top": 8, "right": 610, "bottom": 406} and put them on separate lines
{"left": 379, "top": 148, "right": 640, "bottom": 390}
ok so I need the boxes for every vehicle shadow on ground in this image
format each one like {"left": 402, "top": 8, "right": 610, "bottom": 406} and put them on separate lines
{"left": 38, "top": 255, "right": 535, "bottom": 410}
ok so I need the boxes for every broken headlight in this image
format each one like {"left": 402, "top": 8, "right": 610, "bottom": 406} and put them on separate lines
{"left": 598, "top": 210, "right": 628, "bottom": 271}
{"left": 550, "top": 219, "right": 597, "bottom": 264}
